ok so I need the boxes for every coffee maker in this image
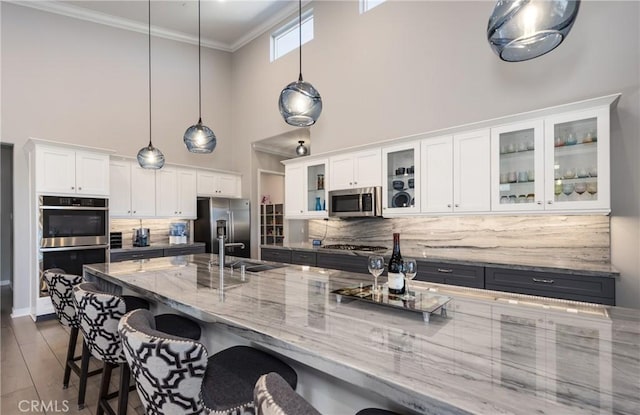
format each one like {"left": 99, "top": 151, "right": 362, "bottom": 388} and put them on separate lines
{"left": 132, "top": 227, "right": 150, "bottom": 247}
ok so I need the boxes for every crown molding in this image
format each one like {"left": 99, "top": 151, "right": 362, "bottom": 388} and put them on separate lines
{"left": 8, "top": 0, "right": 232, "bottom": 52}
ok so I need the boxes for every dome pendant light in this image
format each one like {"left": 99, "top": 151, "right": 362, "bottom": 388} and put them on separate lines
{"left": 184, "top": 0, "right": 216, "bottom": 153}
{"left": 278, "top": 0, "right": 322, "bottom": 127}
{"left": 487, "top": 0, "right": 580, "bottom": 62}
{"left": 295, "top": 140, "right": 308, "bottom": 157}
{"left": 137, "top": 0, "right": 165, "bottom": 169}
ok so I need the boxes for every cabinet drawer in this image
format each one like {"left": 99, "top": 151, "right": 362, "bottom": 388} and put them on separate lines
{"left": 291, "top": 250, "right": 317, "bottom": 266}
{"left": 261, "top": 248, "right": 292, "bottom": 264}
{"left": 110, "top": 249, "right": 164, "bottom": 263}
{"left": 163, "top": 245, "right": 205, "bottom": 257}
{"left": 485, "top": 267, "right": 615, "bottom": 305}
{"left": 317, "top": 253, "right": 368, "bottom": 274}
{"left": 415, "top": 262, "right": 485, "bottom": 289}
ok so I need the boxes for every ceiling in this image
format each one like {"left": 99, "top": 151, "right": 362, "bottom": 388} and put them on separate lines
{"left": 13, "top": 0, "right": 301, "bottom": 52}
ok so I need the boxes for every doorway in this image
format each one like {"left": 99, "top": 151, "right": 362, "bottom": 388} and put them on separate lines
{"left": 1, "top": 143, "right": 14, "bottom": 311}
{"left": 257, "top": 170, "right": 285, "bottom": 252}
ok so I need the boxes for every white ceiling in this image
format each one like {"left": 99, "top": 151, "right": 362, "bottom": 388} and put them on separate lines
{"left": 12, "top": 0, "right": 301, "bottom": 52}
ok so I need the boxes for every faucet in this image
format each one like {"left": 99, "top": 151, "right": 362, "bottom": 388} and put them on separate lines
{"left": 218, "top": 234, "right": 245, "bottom": 276}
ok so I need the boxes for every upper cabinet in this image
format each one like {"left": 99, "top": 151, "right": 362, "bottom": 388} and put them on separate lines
{"left": 156, "top": 167, "right": 197, "bottom": 218}
{"left": 196, "top": 170, "right": 241, "bottom": 198}
{"left": 421, "top": 136, "right": 454, "bottom": 213}
{"left": 109, "top": 159, "right": 156, "bottom": 217}
{"left": 328, "top": 149, "right": 382, "bottom": 190}
{"left": 285, "top": 159, "right": 328, "bottom": 219}
{"left": 36, "top": 146, "right": 109, "bottom": 196}
{"left": 381, "top": 141, "right": 421, "bottom": 215}
{"left": 543, "top": 108, "right": 610, "bottom": 212}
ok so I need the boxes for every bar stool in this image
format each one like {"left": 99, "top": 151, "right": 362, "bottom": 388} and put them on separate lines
{"left": 42, "top": 269, "right": 102, "bottom": 409}
{"left": 119, "top": 309, "right": 298, "bottom": 415}
{"left": 73, "top": 282, "right": 201, "bottom": 415}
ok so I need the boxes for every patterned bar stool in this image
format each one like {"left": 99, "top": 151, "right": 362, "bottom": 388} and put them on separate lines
{"left": 42, "top": 270, "right": 102, "bottom": 409}
{"left": 119, "top": 309, "right": 298, "bottom": 415}
{"left": 73, "top": 282, "right": 201, "bottom": 415}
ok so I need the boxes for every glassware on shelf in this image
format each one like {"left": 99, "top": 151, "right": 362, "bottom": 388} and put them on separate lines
{"left": 587, "top": 182, "right": 598, "bottom": 198}
{"left": 315, "top": 197, "right": 322, "bottom": 211}
{"left": 574, "top": 182, "right": 587, "bottom": 197}
{"left": 562, "top": 183, "right": 575, "bottom": 197}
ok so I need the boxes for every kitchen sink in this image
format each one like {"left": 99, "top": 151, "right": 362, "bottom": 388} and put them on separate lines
{"left": 222, "top": 260, "right": 287, "bottom": 273}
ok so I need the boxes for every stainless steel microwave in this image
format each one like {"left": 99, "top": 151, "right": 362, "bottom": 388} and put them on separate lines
{"left": 328, "top": 187, "right": 382, "bottom": 218}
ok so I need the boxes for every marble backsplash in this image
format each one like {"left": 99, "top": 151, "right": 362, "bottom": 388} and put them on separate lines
{"left": 308, "top": 215, "right": 611, "bottom": 264}
{"left": 110, "top": 219, "right": 192, "bottom": 247}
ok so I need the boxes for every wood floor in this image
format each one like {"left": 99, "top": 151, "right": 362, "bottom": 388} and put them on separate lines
{"left": 1, "top": 286, "right": 144, "bottom": 414}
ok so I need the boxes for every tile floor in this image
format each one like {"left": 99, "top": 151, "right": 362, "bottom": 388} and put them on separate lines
{"left": 1, "top": 286, "right": 144, "bottom": 414}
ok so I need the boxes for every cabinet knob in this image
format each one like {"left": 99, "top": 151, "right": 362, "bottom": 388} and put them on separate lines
{"left": 133, "top": 211, "right": 136, "bottom": 213}
{"left": 354, "top": 181, "right": 357, "bottom": 185}
{"left": 71, "top": 186, "right": 74, "bottom": 190}
{"left": 447, "top": 204, "right": 452, "bottom": 208}
{"left": 174, "top": 211, "right": 178, "bottom": 214}
{"left": 455, "top": 204, "right": 459, "bottom": 208}
{"left": 547, "top": 200, "right": 553, "bottom": 204}
{"left": 128, "top": 210, "right": 131, "bottom": 213}
{"left": 78, "top": 187, "right": 82, "bottom": 190}
{"left": 349, "top": 182, "right": 352, "bottom": 185}
{"left": 537, "top": 201, "right": 542, "bottom": 205}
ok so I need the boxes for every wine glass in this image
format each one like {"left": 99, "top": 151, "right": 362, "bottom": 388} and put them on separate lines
{"left": 367, "top": 255, "right": 384, "bottom": 296}
{"left": 401, "top": 259, "right": 417, "bottom": 300}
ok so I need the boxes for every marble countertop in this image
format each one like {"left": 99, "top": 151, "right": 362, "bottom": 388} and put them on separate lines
{"left": 111, "top": 242, "right": 205, "bottom": 253}
{"left": 262, "top": 243, "right": 619, "bottom": 277}
{"left": 84, "top": 254, "right": 638, "bottom": 415}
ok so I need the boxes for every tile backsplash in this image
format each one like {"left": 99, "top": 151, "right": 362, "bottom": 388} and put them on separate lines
{"left": 308, "top": 215, "right": 610, "bottom": 263}
{"left": 110, "top": 219, "right": 192, "bottom": 247}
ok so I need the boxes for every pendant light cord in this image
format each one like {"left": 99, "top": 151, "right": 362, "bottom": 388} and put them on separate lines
{"left": 298, "top": 0, "right": 303, "bottom": 82}
{"left": 198, "top": 0, "right": 202, "bottom": 122}
{"left": 148, "top": 0, "right": 152, "bottom": 147}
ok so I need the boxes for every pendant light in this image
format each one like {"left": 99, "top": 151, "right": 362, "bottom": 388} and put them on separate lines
{"left": 487, "top": 0, "right": 580, "bottom": 62}
{"left": 137, "top": 0, "right": 165, "bottom": 169}
{"left": 278, "top": 0, "right": 322, "bottom": 127}
{"left": 184, "top": 0, "right": 216, "bottom": 153}
{"left": 295, "top": 140, "right": 308, "bottom": 157}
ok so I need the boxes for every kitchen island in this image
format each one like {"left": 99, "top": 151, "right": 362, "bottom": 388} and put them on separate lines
{"left": 84, "top": 254, "right": 639, "bottom": 415}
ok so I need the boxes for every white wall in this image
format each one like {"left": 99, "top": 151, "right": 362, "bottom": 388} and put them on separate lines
{"left": 0, "top": 3, "right": 235, "bottom": 314}
{"left": 231, "top": 1, "right": 640, "bottom": 308}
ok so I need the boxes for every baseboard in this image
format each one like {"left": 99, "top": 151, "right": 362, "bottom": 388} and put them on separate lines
{"left": 0, "top": 280, "right": 10, "bottom": 286}
{"left": 10, "top": 307, "right": 31, "bottom": 318}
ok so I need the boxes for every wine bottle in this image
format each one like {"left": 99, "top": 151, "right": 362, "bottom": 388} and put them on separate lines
{"left": 387, "top": 233, "right": 405, "bottom": 295}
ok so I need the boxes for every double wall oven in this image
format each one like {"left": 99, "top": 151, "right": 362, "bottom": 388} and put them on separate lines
{"left": 39, "top": 196, "right": 108, "bottom": 296}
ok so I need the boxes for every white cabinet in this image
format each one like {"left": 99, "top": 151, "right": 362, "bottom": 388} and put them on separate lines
{"left": 543, "top": 107, "right": 610, "bottom": 212}
{"left": 284, "top": 159, "right": 328, "bottom": 219}
{"left": 156, "top": 167, "right": 197, "bottom": 218}
{"left": 421, "top": 136, "right": 454, "bottom": 213}
{"left": 490, "top": 120, "right": 545, "bottom": 211}
{"left": 36, "top": 146, "right": 109, "bottom": 196}
{"left": 109, "top": 159, "right": 156, "bottom": 217}
{"left": 453, "top": 129, "right": 491, "bottom": 213}
{"left": 328, "top": 149, "right": 381, "bottom": 190}
{"left": 196, "top": 170, "right": 241, "bottom": 198}
{"left": 381, "top": 141, "right": 420, "bottom": 215}
{"left": 420, "top": 131, "right": 490, "bottom": 214}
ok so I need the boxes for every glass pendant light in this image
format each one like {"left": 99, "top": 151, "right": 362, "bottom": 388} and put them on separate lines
{"left": 278, "top": 0, "right": 322, "bottom": 127}
{"left": 295, "top": 140, "right": 308, "bottom": 156}
{"left": 487, "top": 0, "right": 580, "bottom": 62}
{"left": 184, "top": 0, "right": 216, "bottom": 153}
{"left": 137, "top": 0, "right": 165, "bottom": 169}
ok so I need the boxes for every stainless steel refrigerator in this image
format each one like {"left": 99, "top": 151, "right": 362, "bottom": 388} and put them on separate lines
{"left": 194, "top": 198, "right": 251, "bottom": 258}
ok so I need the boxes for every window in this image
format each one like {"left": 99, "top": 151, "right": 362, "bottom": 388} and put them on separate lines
{"left": 360, "top": 0, "right": 386, "bottom": 14}
{"left": 271, "top": 9, "right": 314, "bottom": 62}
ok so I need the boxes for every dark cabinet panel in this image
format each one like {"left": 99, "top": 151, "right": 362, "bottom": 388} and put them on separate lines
{"left": 110, "top": 249, "right": 164, "bottom": 262}
{"left": 485, "top": 267, "right": 615, "bottom": 305}
{"left": 415, "top": 261, "right": 485, "bottom": 289}
{"left": 316, "top": 253, "right": 368, "bottom": 274}
{"left": 261, "top": 248, "right": 292, "bottom": 264}
{"left": 164, "top": 245, "right": 206, "bottom": 257}
{"left": 291, "top": 251, "right": 317, "bottom": 266}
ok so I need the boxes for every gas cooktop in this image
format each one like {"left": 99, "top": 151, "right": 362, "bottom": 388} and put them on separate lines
{"left": 321, "top": 244, "right": 387, "bottom": 252}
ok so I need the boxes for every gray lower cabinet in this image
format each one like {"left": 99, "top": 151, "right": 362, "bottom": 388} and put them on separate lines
{"left": 485, "top": 267, "right": 615, "bottom": 305}
{"left": 316, "top": 252, "right": 368, "bottom": 274}
{"left": 163, "top": 245, "right": 206, "bottom": 256}
{"left": 415, "top": 261, "right": 485, "bottom": 289}
{"left": 110, "top": 249, "right": 164, "bottom": 262}
{"left": 291, "top": 250, "right": 317, "bottom": 266}
{"left": 261, "top": 248, "right": 292, "bottom": 264}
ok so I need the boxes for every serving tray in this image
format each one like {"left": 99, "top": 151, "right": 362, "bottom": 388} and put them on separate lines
{"left": 332, "top": 285, "right": 451, "bottom": 323}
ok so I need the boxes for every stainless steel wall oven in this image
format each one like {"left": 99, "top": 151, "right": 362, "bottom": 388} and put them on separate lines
{"left": 39, "top": 196, "right": 109, "bottom": 297}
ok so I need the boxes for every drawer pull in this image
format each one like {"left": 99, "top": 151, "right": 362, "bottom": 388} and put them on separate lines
{"left": 532, "top": 278, "right": 554, "bottom": 284}
{"left": 437, "top": 268, "right": 453, "bottom": 273}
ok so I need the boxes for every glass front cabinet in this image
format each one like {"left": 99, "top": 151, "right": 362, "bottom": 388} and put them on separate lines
{"left": 491, "top": 107, "right": 610, "bottom": 213}
{"left": 284, "top": 159, "right": 328, "bottom": 219}
{"left": 381, "top": 141, "right": 421, "bottom": 215}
